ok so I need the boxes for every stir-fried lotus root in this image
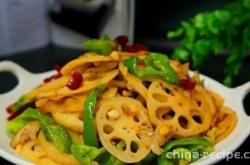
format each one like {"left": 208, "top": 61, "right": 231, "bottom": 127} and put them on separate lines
{"left": 7, "top": 47, "right": 238, "bottom": 165}
{"left": 96, "top": 96, "right": 156, "bottom": 163}
{"left": 147, "top": 81, "right": 216, "bottom": 139}
{"left": 209, "top": 106, "right": 237, "bottom": 143}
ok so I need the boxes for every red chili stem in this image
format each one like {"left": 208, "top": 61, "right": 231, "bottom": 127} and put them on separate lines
{"left": 44, "top": 73, "right": 62, "bottom": 83}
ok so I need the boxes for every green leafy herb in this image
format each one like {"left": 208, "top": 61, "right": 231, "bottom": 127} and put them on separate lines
{"left": 168, "top": 0, "right": 250, "bottom": 86}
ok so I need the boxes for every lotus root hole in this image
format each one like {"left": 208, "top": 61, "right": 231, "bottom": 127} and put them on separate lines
{"left": 192, "top": 115, "right": 202, "bottom": 124}
{"left": 110, "top": 138, "right": 126, "bottom": 151}
{"left": 130, "top": 141, "right": 139, "bottom": 153}
{"left": 156, "top": 107, "right": 175, "bottom": 120}
{"left": 196, "top": 100, "right": 202, "bottom": 107}
{"left": 178, "top": 116, "right": 189, "bottom": 129}
{"left": 133, "top": 115, "right": 140, "bottom": 122}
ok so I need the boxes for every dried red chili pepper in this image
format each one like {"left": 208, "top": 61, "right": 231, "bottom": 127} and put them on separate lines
{"left": 44, "top": 74, "right": 62, "bottom": 83}
{"left": 7, "top": 102, "right": 35, "bottom": 120}
{"left": 43, "top": 64, "right": 62, "bottom": 83}
{"left": 114, "top": 35, "right": 148, "bottom": 53}
{"left": 67, "top": 71, "right": 83, "bottom": 90}
{"left": 122, "top": 44, "right": 148, "bottom": 53}
{"left": 53, "top": 64, "right": 62, "bottom": 73}
{"left": 6, "top": 104, "right": 13, "bottom": 114}
{"left": 180, "top": 78, "right": 196, "bottom": 90}
{"left": 115, "top": 35, "right": 129, "bottom": 45}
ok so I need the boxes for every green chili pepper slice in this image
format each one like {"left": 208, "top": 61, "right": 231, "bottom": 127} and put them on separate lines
{"left": 83, "top": 85, "right": 106, "bottom": 147}
{"left": 84, "top": 36, "right": 113, "bottom": 55}
{"left": 71, "top": 144, "right": 125, "bottom": 165}
{"left": 124, "top": 53, "right": 179, "bottom": 84}
{"left": 12, "top": 95, "right": 30, "bottom": 112}
{"left": 7, "top": 108, "right": 72, "bottom": 153}
{"left": 157, "top": 137, "right": 213, "bottom": 165}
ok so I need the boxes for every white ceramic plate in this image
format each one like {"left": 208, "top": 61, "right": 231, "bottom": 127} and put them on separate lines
{"left": 0, "top": 60, "right": 249, "bottom": 165}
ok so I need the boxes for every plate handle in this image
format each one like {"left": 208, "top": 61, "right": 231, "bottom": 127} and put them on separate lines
{"left": 0, "top": 61, "right": 32, "bottom": 95}
{"left": 233, "top": 81, "right": 250, "bottom": 101}
{"left": 232, "top": 81, "right": 250, "bottom": 118}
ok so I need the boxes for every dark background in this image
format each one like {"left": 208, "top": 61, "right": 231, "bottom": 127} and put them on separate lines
{"left": 0, "top": 0, "right": 250, "bottom": 164}
{"left": 134, "top": 0, "right": 227, "bottom": 51}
